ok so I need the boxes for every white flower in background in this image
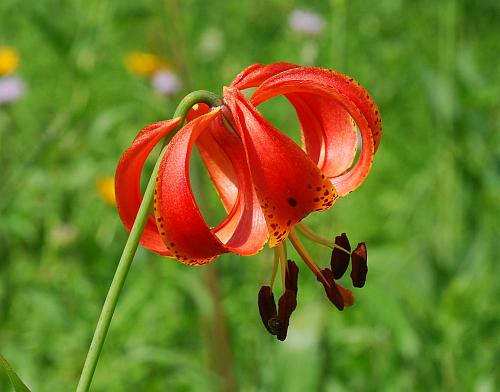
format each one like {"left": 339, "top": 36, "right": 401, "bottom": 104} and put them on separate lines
{"left": 151, "top": 70, "right": 181, "bottom": 95}
{"left": 198, "top": 27, "right": 225, "bottom": 59}
{"left": 0, "top": 76, "right": 25, "bottom": 105}
{"left": 289, "top": 10, "right": 326, "bottom": 35}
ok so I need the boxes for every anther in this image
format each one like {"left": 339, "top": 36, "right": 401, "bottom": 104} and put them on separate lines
{"left": 258, "top": 286, "right": 278, "bottom": 335}
{"left": 350, "top": 242, "right": 367, "bottom": 288}
{"left": 317, "top": 268, "right": 344, "bottom": 310}
{"left": 331, "top": 233, "right": 351, "bottom": 279}
{"left": 276, "top": 290, "right": 297, "bottom": 341}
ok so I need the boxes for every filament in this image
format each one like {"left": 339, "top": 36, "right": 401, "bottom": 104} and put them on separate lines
{"left": 288, "top": 228, "right": 330, "bottom": 288}
{"left": 277, "top": 241, "right": 288, "bottom": 292}
{"left": 270, "top": 247, "right": 279, "bottom": 288}
{"left": 295, "top": 223, "right": 351, "bottom": 254}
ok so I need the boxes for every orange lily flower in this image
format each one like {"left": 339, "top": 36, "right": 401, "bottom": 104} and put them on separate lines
{"left": 115, "top": 62, "right": 380, "bottom": 340}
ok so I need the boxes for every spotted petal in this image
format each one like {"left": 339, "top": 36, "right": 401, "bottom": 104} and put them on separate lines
{"left": 115, "top": 118, "right": 181, "bottom": 256}
{"left": 231, "top": 62, "right": 298, "bottom": 90}
{"left": 154, "top": 108, "right": 268, "bottom": 264}
{"left": 250, "top": 66, "right": 382, "bottom": 196}
{"left": 223, "top": 87, "right": 338, "bottom": 247}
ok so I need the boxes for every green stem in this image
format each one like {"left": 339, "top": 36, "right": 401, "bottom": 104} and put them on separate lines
{"left": 76, "top": 90, "right": 221, "bottom": 392}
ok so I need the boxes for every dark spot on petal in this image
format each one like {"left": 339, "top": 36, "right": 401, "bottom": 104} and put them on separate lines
{"left": 287, "top": 198, "right": 297, "bottom": 207}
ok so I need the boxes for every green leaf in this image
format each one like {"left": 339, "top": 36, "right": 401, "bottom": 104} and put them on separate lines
{"left": 0, "top": 354, "right": 31, "bottom": 392}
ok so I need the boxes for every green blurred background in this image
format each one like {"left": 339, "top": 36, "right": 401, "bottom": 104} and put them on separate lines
{"left": 1, "top": 0, "right": 499, "bottom": 390}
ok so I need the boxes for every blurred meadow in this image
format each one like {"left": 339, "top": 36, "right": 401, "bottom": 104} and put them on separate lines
{"left": 1, "top": 0, "right": 500, "bottom": 390}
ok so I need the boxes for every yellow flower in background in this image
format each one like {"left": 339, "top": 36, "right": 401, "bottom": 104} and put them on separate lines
{"left": 124, "top": 52, "right": 167, "bottom": 77}
{"left": 97, "top": 177, "right": 116, "bottom": 206}
{"left": 0, "top": 47, "right": 19, "bottom": 76}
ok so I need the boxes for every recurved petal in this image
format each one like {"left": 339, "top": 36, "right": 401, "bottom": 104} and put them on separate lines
{"left": 286, "top": 93, "right": 358, "bottom": 178}
{"left": 186, "top": 102, "right": 209, "bottom": 122}
{"left": 154, "top": 108, "right": 268, "bottom": 265}
{"left": 224, "top": 87, "right": 338, "bottom": 247}
{"left": 231, "top": 62, "right": 298, "bottom": 90}
{"left": 231, "top": 63, "right": 358, "bottom": 178}
{"left": 251, "top": 67, "right": 381, "bottom": 196}
{"left": 196, "top": 117, "right": 239, "bottom": 212}
{"left": 115, "top": 118, "right": 181, "bottom": 256}
{"left": 154, "top": 109, "right": 228, "bottom": 264}
{"left": 203, "top": 115, "right": 268, "bottom": 256}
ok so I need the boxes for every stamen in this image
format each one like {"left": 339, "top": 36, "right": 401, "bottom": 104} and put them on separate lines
{"left": 258, "top": 286, "right": 278, "bottom": 335}
{"left": 270, "top": 247, "right": 280, "bottom": 288}
{"left": 277, "top": 241, "right": 287, "bottom": 292}
{"left": 276, "top": 290, "right": 296, "bottom": 341}
{"left": 258, "top": 259, "right": 299, "bottom": 341}
{"left": 295, "top": 223, "right": 351, "bottom": 254}
{"left": 351, "top": 242, "right": 368, "bottom": 288}
{"left": 331, "top": 233, "right": 351, "bottom": 279}
{"left": 317, "top": 268, "right": 344, "bottom": 310}
{"left": 288, "top": 229, "right": 330, "bottom": 288}
{"left": 276, "top": 260, "right": 299, "bottom": 341}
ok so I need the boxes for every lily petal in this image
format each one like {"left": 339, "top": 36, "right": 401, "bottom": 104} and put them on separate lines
{"left": 251, "top": 67, "right": 381, "bottom": 196}
{"left": 154, "top": 108, "right": 268, "bottom": 264}
{"left": 201, "top": 115, "right": 268, "bottom": 256}
{"left": 115, "top": 119, "right": 181, "bottom": 256}
{"left": 286, "top": 93, "right": 358, "bottom": 178}
{"left": 224, "top": 87, "right": 338, "bottom": 247}
{"left": 230, "top": 63, "right": 360, "bottom": 179}
{"left": 231, "top": 62, "right": 298, "bottom": 90}
{"left": 196, "top": 118, "right": 239, "bottom": 212}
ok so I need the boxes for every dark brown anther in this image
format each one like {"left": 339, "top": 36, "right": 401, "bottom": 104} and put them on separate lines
{"left": 350, "top": 242, "right": 368, "bottom": 288}
{"left": 258, "top": 261, "right": 300, "bottom": 341}
{"left": 274, "top": 260, "right": 299, "bottom": 341}
{"left": 276, "top": 290, "right": 297, "bottom": 341}
{"left": 317, "top": 268, "right": 344, "bottom": 311}
{"left": 258, "top": 286, "right": 278, "bottom": 335}
{"left": 331, "top": 233, "right": 351, "bottom": 279}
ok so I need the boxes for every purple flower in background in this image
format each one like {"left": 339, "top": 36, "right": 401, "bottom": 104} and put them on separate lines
{"left": 0, "top": 76, "right": 25, "bottom": 105}
{"left": 289, "top": 10, "right": 325, "bottom": 35}
{"left": 151, "top": 70, "right": 181, "bottom": 95}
